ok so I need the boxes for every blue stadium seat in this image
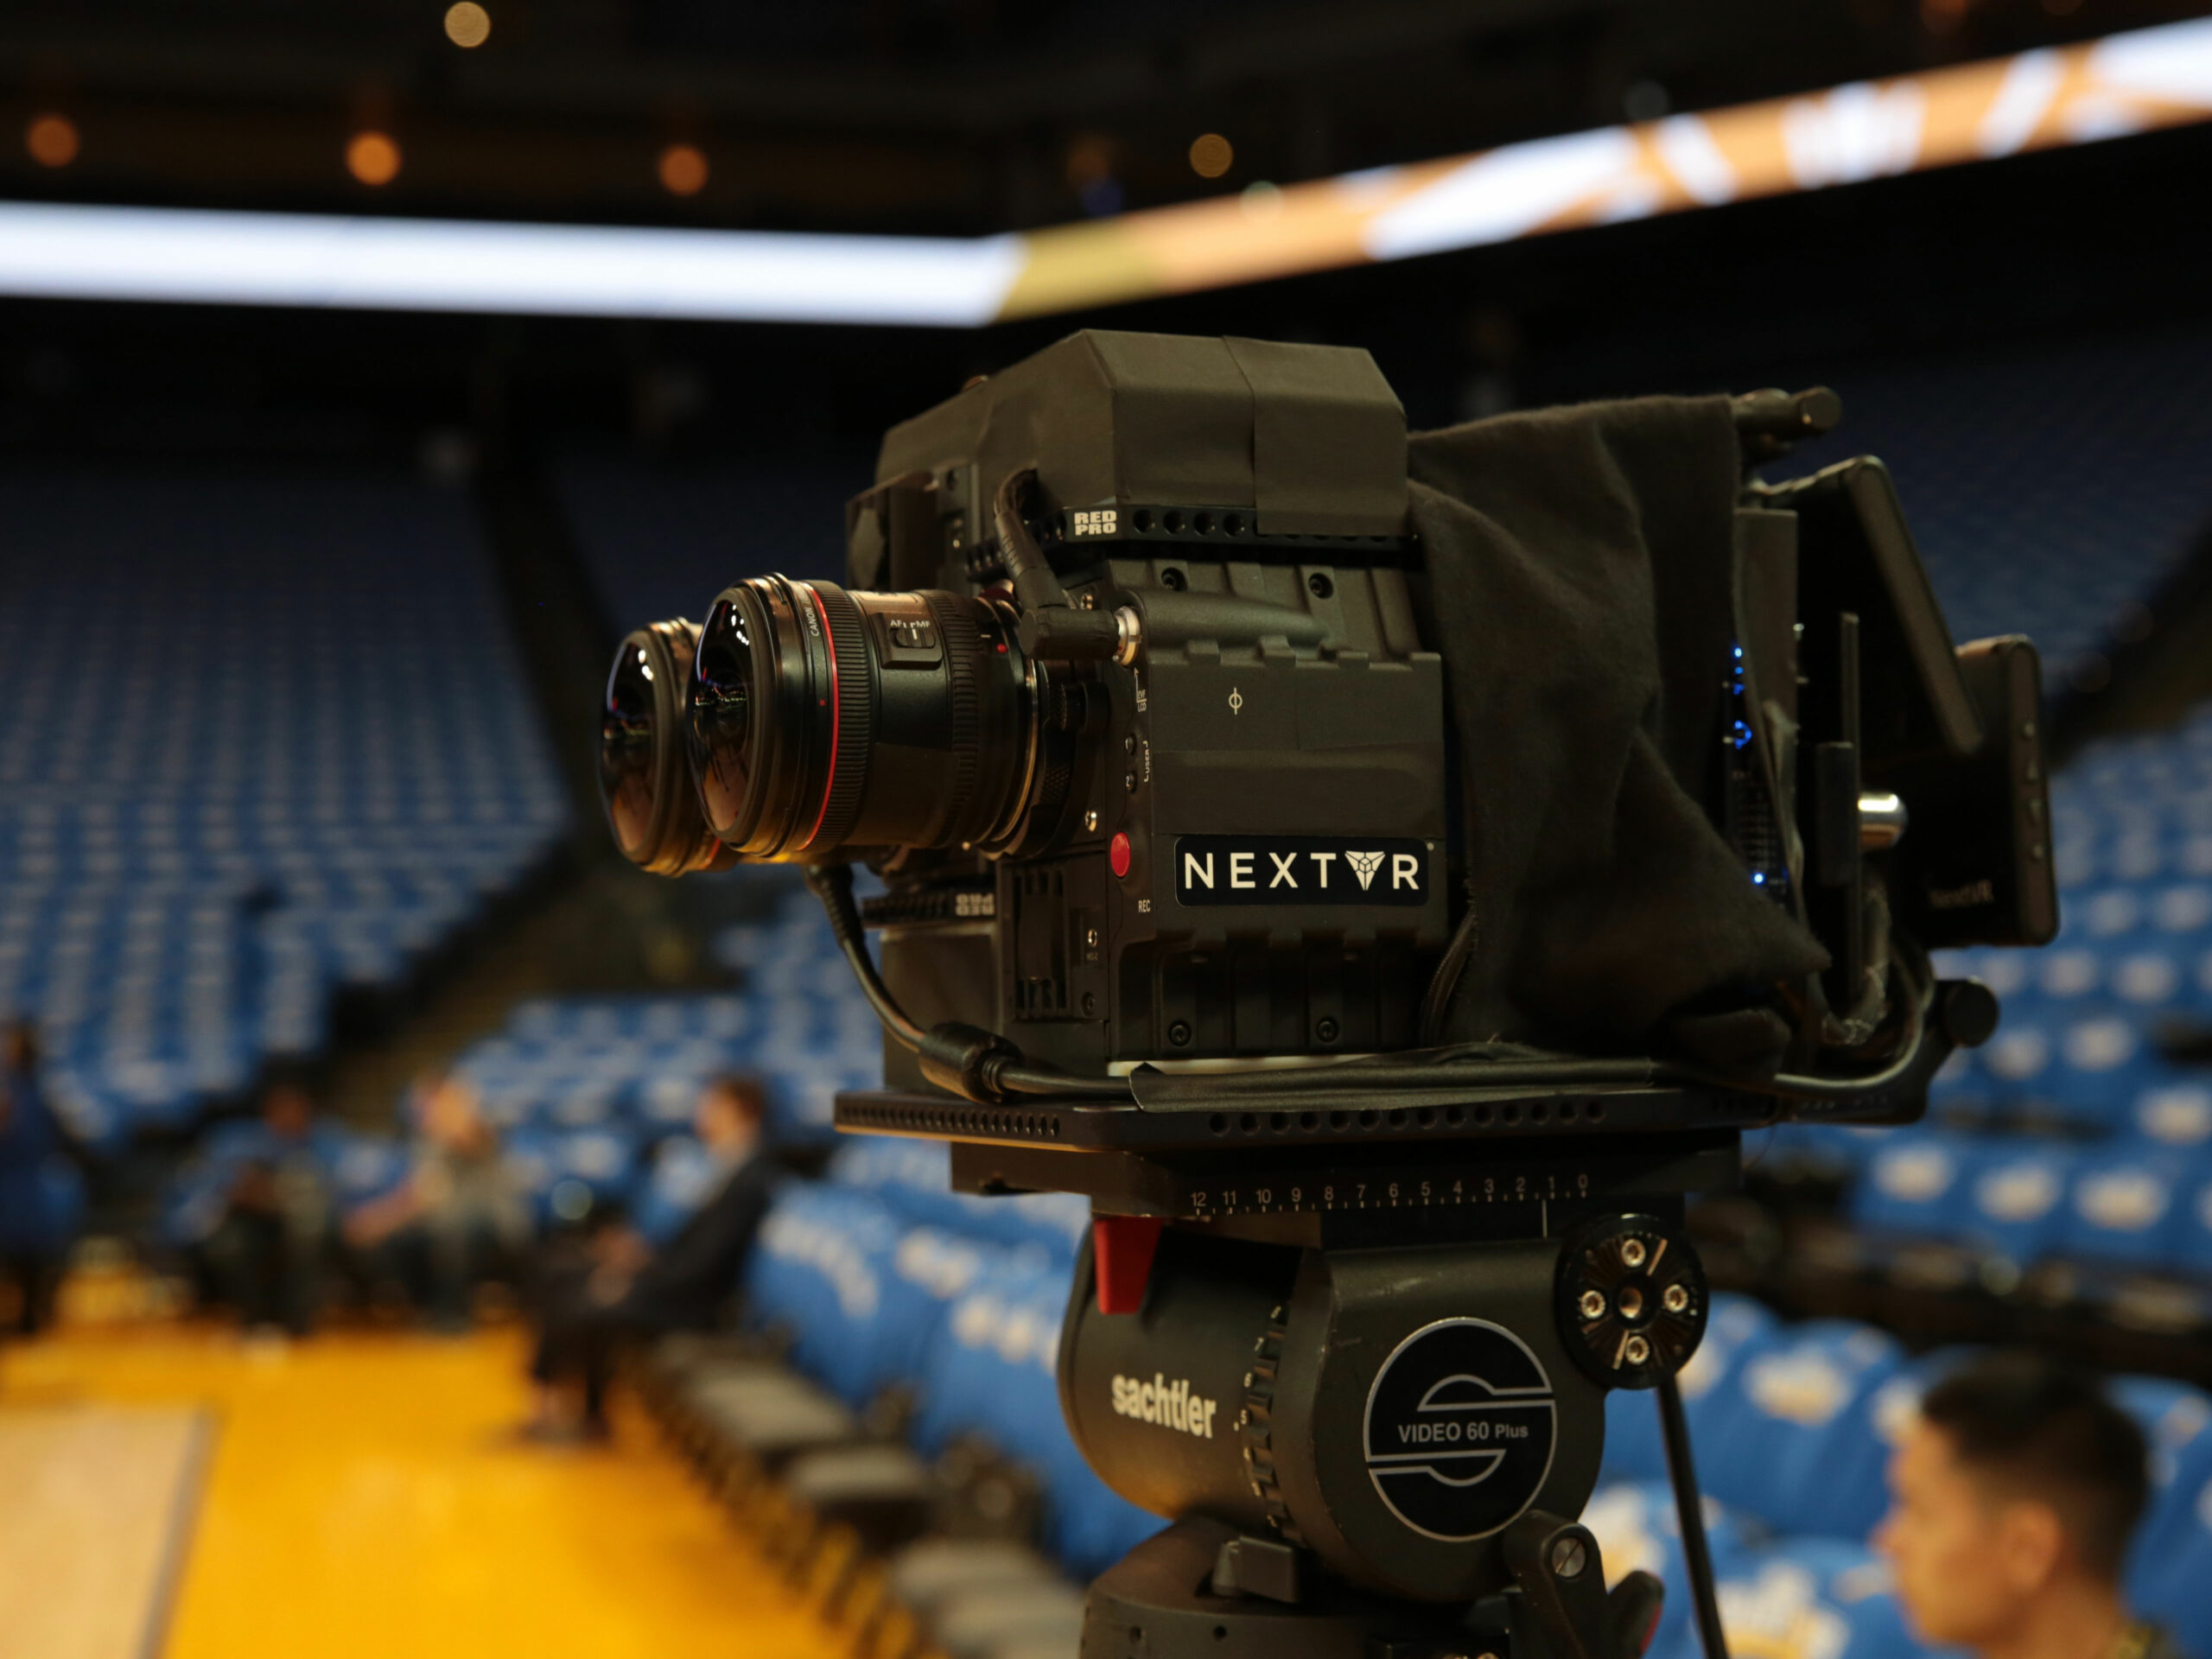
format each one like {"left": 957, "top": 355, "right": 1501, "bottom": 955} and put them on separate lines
{"left": 1961, "top": 1144, "right": 2071, "bottom": 1271}
{"left": 2056, "top": 1150, "right": 2191, "bottom": 1271}
{"left": 744, "top": 1185, "right": 906, "bottom": 1408}
{"left": 828, "top": 1135, "right": 1089, "bottom": 1261}
{"left": 1581, "top": 1481, "right": 1756, "bottom": 1659}
{"left": 326, "top": 1130, "right": 410, "bottom": 1215}
{"left": 1702, "top": 1320, "right": 1906, "bottom": 1539}
{"left": 1604, "top": 1294, "right": 1777, "bottom": 1485}
{"left": 2128, "top": 1081, "right": 2212, "bottom": 1153}
{"left": 503, "top": 1126, "right": 642, "bottom": 1228}
{"left": 2044, "top": 1012, "right": 2154, "bottom": 1128}
{"left": 1683, "top": 1539, "right": 1923, "bottom": 1659}
{"left": 1848, "top": 1133, "right": 1988, "bottom": 1241}
{"left": 632, "top": 1135, "right": 724, "bottom": 1246}
{"left": 912, "top": 1257, "right": 1164, "bottom": 1581}
{"left": 2116, "top": 1375, "right": 2212, "bottom": 1659}
{"left": 2171, "top": 1161, "right": 2212, "bottom": 1281}
{"left": 1975, "top": 1014, "right": 2057, "bottom": 1109}
{"left": 872, "top": 1226, "right": 1021, "bottom": 1402}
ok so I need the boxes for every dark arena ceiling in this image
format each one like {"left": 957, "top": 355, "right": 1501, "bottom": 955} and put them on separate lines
{"left": 3, "top": 0, "right": 2208, "bottom": 232}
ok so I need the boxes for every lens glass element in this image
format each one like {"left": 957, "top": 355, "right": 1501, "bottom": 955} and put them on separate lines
{"left": 690, "top": 595, "right": 758, "bottom": 839}
{"left": 600, "top": 620, "right": 728, "bottom": 876}
{"left": 600, "top": 639, "right": 662, "bottom": 857}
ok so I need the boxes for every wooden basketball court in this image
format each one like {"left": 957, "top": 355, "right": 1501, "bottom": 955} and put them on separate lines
{"left": 1, "top": 1321, "right": 831, "bottom": 1659}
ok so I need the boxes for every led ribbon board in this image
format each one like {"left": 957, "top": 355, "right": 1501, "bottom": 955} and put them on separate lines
{"left": 0, "top": 16, "right": 2206, "bottom": 325}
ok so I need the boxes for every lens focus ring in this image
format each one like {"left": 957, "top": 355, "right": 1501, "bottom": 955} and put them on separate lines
{"left": 802, "top": 583, "right": 874, "bottom": 855}
{"left": 925, "top": 590, "right": 984, "bottom": 845}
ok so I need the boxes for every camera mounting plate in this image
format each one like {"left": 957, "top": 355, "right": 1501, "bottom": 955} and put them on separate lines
{"left": 836, "top": 1078, "right": 1781, "bottom": 1156}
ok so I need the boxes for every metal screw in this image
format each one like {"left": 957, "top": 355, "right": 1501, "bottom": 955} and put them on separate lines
{"left": 1578, "top": 1289, "right": 1606, "bottom": 1321}
{"left": 1620, "top": 1237, "right": 1648, "bottom": 1269}
{"left": 1086, "top": 929, "right": 1100, "bottom": 949}
{"left": 1315, "top": 1018, "right": 1339, "bottom": 1043}
{"left": 1125, "top": 771, "right": 1139, "bottom": 793}
{"left": 1624, "top": 1334, "right": 1652, "bottom": 1366}
{"left": 1084, "top": 810, "right": 1100, "bottom": 832}
{"left": 1079, "top": 592, "right": 1097, "bottom": 609}
{"left": 1663, "top": 1283, "right": 1690, "bottom": 1314}
{"left": 1548, "top": 1536, "right": 1589, "bottom": 1580}
{"left": 1168, "top": 1020, "right": 1193, "bottom": 1047}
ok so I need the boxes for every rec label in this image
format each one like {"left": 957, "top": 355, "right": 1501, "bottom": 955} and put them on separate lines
{"left": 1172, "top": 836, "right": 1429, "bottom": 907}
{"left": 1363, "top": 1318, "right": 1558, "bottom": 1541}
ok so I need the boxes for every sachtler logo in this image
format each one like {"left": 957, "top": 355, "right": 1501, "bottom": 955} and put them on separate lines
{"left": 1110, "top": 1371, "right": 1219, "bottom": 1439}
{"left": 1173, "top": 836, "right": 1430, "bottom": 908}
{"left": 1363, "top": 1319, "right": 1558, "bottom": 1541}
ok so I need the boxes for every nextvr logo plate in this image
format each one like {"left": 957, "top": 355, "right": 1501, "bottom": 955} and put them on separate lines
{"left": 1172, "top": 836, "right": 1429, "bottom": 907}
{"left": 1363, "top": 1318, "right": 1558, "bottom": 1541}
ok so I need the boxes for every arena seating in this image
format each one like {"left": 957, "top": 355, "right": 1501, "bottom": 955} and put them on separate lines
{"left": 1748, "top": 700, "right": 2212, "bottom": 1365}
{"left": 0, "top": 467, "right": 569, "bottom": 1150}
{"left": 1600, "top": 1294, "right": 2212, "bottom": 1659}
{"left": 554, "top": 449, "right": 862, "bottom": 637}
{"left": 158, "top": 879, "right": 876, "bottom": 1256}
{"left": 1787, "top": 329, "right": 2212, "bottom": 695}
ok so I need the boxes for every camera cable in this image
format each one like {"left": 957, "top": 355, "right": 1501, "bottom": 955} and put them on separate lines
{"left": 1656, "top": 1369, "right": 1733, "bottom": 1659}
{"left": 806, "top": 863, "right": 1128, "bottom": 1102}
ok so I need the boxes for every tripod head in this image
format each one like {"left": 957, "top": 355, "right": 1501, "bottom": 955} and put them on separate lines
{"left": 929, "top": 1109, "right": 1736, "bottom": 1657}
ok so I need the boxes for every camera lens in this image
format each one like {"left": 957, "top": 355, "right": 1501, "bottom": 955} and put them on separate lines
{"left": 687, "top": 575, "right": 1041, "bottom": 861}
{"left": 600, "top": 620, "right": 732, "bottom": 876}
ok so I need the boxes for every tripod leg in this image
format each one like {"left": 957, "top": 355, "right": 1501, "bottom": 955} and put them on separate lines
{"left": 1655, "top": 1373, "right": 1731, "bottom": 1659}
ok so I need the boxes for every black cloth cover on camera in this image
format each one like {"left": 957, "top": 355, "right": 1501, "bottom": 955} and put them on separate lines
{"left": 1409, "top": 395, "right": 1827, "bottom": 1065}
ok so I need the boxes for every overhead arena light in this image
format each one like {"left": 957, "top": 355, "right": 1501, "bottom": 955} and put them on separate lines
{"left": 0, "top": 16, "right": 2205, "bottom": 327}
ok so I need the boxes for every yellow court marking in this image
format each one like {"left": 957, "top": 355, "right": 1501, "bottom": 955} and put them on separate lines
{"left": 4, "top": 1324, "right": 835, "bottom": 1659}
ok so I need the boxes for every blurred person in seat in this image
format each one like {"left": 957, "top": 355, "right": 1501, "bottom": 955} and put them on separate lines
{"left": 204, "top": 1073, "right": 338, "bottom": 1338}
{"left": 1877, "top": 1351, "right": 2176, "bottom": 1659}
{"left": 345, "top": 1073, "right": 530, "bottom": 1332}
{"left": 0, "top": 1022, "right": 83, "bottom": 1336}
{"left": 523, "top": 1074, "right": 778, "bottom": 1442}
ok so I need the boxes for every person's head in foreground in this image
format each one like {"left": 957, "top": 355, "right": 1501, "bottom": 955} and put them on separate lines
{"left": 1877, "top": 1351, "right": 2157, "bottom": 1659}
{"left": 694, "top": 1074, "right": 766, "bottom": 1162}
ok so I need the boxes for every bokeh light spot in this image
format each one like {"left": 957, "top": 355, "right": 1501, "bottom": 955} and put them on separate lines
{"left": 1188, "top": 132, "right": 1234, "bottom": 180}
{"left": 26, "top": 114, "right": 79, "bottom": 169}
{"left": 346, "top": 130, "right": 403, "bottom": 188}
{"left": 658, "top": 143, "right": 709, "bottom": 197}
{"left": 444, "top": 3, "right": 493, "bottom": 48}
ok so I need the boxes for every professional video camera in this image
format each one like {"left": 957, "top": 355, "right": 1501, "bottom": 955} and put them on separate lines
{"left": 599, "top": 331, "right": 2057, "bottom": 1659}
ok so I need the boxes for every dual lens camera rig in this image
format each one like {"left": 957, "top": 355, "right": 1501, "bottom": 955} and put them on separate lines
{"left": 598, "top": 331, "right": 2056, "bottom": 1659}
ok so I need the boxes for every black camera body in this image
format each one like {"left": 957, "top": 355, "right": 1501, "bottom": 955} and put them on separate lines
{"left": 844, "top": 333, "right": 1449, "bottom": 1090}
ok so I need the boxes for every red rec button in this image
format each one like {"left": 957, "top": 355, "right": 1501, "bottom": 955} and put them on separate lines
{"left": 1108, "top": 832, "right": 1132, "bottom": 879}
